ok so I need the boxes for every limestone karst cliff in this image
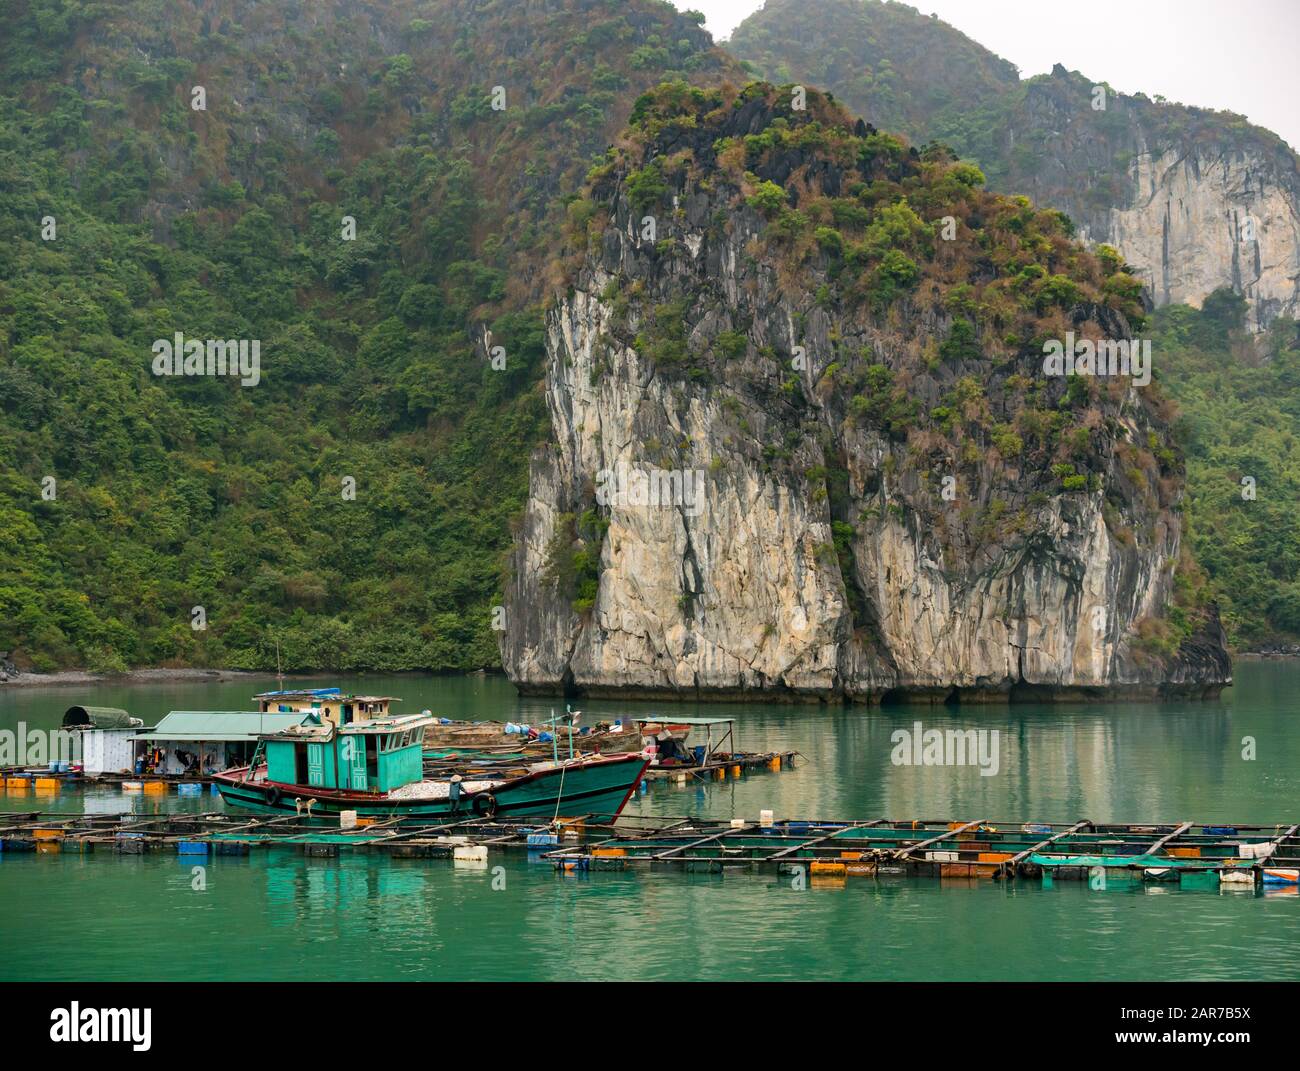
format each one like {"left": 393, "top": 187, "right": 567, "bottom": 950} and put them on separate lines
{"left": 500, "top": 82, "right": 1232, "bottom": 702}
{"left": 976, "top": 66, "right": 1300, "bottom": 334}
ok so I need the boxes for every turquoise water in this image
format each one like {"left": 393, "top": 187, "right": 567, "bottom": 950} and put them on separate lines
{"left": 2, "top": 663, "right": 1298, "bottom": 981}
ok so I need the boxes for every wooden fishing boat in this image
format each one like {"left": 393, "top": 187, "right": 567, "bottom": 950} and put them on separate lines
{"left": 632, "top": 716, "right": 797, "bottom": 779}
{"left": 212, "top": 713, "right": 648, "bottom": 823}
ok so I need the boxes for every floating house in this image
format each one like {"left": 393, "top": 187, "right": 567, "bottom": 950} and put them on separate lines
{"left": 55, "top": 689, "right": 402, "bottom": 779}
{"left": 60, "top": 705, "right": 319, "bottom": 777}
{"left": 60, "top": 707, "right": 144, "bottom": 776}
{"left": 131, "top": 711, "right": 322, "bottom": 776}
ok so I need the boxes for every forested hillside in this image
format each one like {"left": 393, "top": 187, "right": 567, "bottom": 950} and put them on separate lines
{"left": 0, "top": 0, "right": 1291, "bottom": 675}
{"left": 1155, "top": 297, "right": 1300, "bottom": 646}
{"left": 0, "top": 0, "right": 739, "bottom": 672}
{"left": 728, "top": 0, "right": 1017, "bottom": 142}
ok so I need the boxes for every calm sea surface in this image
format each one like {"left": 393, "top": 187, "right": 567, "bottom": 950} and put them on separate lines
{"left": 2, "top": 662, "right": 1297, "bottom": 981}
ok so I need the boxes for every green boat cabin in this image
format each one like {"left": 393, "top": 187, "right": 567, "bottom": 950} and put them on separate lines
{"left": 262, "top": 715, "right": 430, "bottom": 793}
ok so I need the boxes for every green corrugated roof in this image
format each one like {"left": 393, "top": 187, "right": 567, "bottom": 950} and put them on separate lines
{"left": 132, "top": 711, "right": 317, "bottom": 742}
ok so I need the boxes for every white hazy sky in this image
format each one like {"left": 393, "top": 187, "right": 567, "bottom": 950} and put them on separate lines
{"left": 675, "top": 0, "right": 1300, "bottom": 151}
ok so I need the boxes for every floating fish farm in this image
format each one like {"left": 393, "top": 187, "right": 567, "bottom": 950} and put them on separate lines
{"left": 2, "top": 811, "right": 1298, "bottom": 891}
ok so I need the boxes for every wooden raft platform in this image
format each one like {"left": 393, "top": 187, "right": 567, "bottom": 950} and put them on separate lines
{"left": 641, "top": 751, "right": 798, "bottom": 782}
{"left": 2, "top": 813, "right": 1297, "bottom": 890}
{"left": 546, "top": 818, "right": 1300, "bottom": 889}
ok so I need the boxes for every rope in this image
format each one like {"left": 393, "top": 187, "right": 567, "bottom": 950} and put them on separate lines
{"left": 551, "top": 755, "right": 570, "bottom": 826}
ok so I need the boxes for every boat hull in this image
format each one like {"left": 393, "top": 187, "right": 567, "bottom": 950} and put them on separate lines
{"left": 213, "top": 754, "right": 648, "bottom": 823}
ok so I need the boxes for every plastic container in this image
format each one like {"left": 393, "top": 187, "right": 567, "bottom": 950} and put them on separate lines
{"left": 1219, "top": 869, "right": 1256, "bottom": 886}
{"left": 453, "top": 845, "right": 488, "bottom": 863}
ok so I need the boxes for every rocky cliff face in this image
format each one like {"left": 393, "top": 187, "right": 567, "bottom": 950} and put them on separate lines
{"left": 987, "top": 68, "right": 1300, "bottom": 334}
{"left": 501, "top": 84, "right": 1232, "bottom": 702}
{"left": 1094, "top": 147, "right": 1300, "bottom": 331}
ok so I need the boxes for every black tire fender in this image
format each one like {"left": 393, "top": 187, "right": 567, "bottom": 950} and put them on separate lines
{"left": 472, "top": 793, "right": 497, "bottom": 818}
